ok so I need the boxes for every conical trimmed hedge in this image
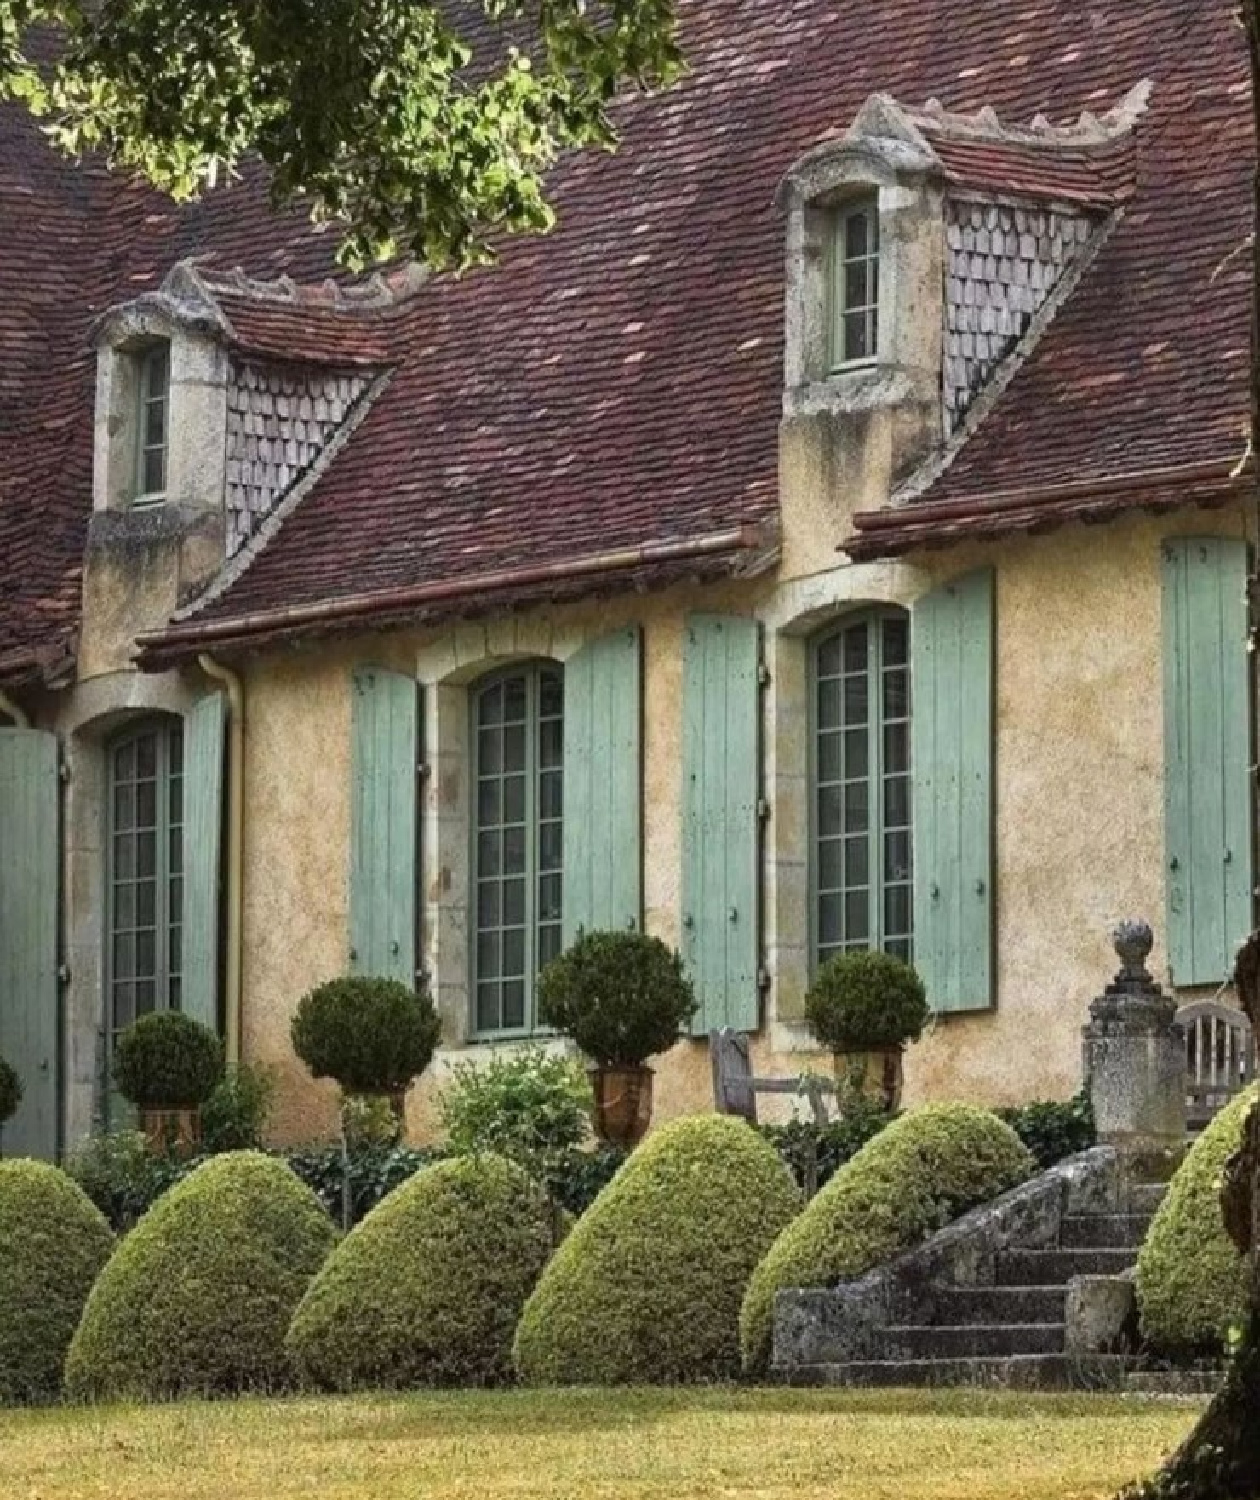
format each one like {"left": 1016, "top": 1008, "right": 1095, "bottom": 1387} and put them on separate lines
{"left": 0, "top": 1160, "right": 114, "bottom": 1404}
{"left": 514, "top": 1114, "right": 801, "bottom": 1385}
{"left": 740, "top": 1103, "right": 1033, "bottom": 1373}
{"left": 287, "top": 1153, "right": 555, "bottom": 1390}
{"left": 1137, "top": 1086, "right": 1258, "bottom": 1355}
{"left": 65, "top": 1151, "right": 334, "bottom": 1401}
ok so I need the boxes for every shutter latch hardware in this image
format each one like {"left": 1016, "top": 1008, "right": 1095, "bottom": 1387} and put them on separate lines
{"left": 757, "top": 662, "right": 770, "bottom": 686}
{"left": 756, "top": 797, "right": 770, "bottom": 821}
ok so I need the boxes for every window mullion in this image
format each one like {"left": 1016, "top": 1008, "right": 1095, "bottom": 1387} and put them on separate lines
{"left": 524, "top": 668, "right": 541, "bottom": 1032}
{"left": 869, "top": 620, "right": 886, "bottom": 950}
{"left": 155, "top": 726, "right": 172, "bottom": 1012}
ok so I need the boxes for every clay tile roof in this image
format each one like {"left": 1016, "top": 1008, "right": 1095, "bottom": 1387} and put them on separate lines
{"left": 208, "top": 282, "right": 400, "bottom": 368}
{"left": 2, "top": 0, "right": 1253, "bottom": 667}
{"left": 927, "top": 136, "right": 1131, "bottom": 208}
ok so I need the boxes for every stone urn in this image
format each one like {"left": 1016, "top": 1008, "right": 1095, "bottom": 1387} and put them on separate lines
{"left": 833, "top": 1046, "right": 905, "bottom": 1112}
{"left": 590, "top": 1064, "right": 654, "bottom": 1148}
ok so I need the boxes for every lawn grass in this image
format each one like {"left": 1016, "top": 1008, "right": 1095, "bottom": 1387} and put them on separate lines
{"left": 0, "top": 1386, "right": 1199, "bottom": 1500}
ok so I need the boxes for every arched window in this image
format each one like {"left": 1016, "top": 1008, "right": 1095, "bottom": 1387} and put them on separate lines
{"left": 106, "top": 717, "right": 184, "bottom": 1036}
{"left": 471, "top": 663, "right": 564, "bottom": 1036}
{"left": 811, "top": 610, "right": 912, "bottom": 967}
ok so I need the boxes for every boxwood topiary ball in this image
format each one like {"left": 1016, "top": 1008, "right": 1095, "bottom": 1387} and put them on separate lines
{"left": 514, "top": 1114, "right": 800, "bottom": 1385}
{"left": 112, "top": 1011, "right": 224, "bottom": 1108}
{"left": 740, "top": 1103, "right": 1033, "bottom": 1374}
{"left": 64, "top": 1151, "right": 334, "bottom": 1402}
{"left": 1136, "top": 1086, "right": 1258, "bottom": 1355}
{"left": 290, "top": 976, "right": 441, "bottom": 1096}
{"left": 804, "top": 950, "right": 929, "bottom": 1053}
{"left": 0, "top": 1055, "right": 21, "bottom": 1127}
{"left": 287, "top": 1154, "right": 556, "bottom": 1390}
{"left": 0, "top": 1161, "right": 114, "bottom": 1405}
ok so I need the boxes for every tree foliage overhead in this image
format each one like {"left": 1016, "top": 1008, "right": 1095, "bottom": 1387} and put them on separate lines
{"left": 1, "top": 0, "right": 682, "bottom": 268}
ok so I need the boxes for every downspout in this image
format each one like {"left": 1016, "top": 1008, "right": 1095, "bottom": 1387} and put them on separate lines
{"left": 197, "top": 654, "right": 244, "bottom": 1069}
{"left": 0, "top": 689, "right": 30, "bottom": 728}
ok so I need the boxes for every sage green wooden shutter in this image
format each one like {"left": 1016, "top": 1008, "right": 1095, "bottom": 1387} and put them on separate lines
{"left": 563, "top": 627, "right": 642, "bottom": 943}
{"left": 1163, "top": 537, "right": 1254, "bottom": 986}
{"left": 0, "top": 727, "right": 59, "bottom": 1158}
{"left": 349, "top": 667, "right": 420, "bottom": 984}
{"left": 182, "top": 691, "right": 227, "bottom": 1033}
{"left": 681, "top": 614, "right": 762, "bottom": 1033}
{"left": 911, "top": 568, "right": 995, "bottom": 1013}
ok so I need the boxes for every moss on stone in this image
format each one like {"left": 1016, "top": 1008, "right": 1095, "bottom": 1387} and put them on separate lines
{"left": 740, "top": 1103, "right": 1034, "bottom": 1374}
{"left": 514, "top": 1114, "right": 801, "bottom": 1385}
{"left": 287, "top": 1154, "right": 556, "bottom": 1390}
{"left": 65, "top": 1151, "right": 334, "bottom": 1402}
{"left": 1136, "top": 1086, "right": 1257, "bottom": 1356}
{"left": 0, "top": 1160, "right": 114, "bottom": 1405}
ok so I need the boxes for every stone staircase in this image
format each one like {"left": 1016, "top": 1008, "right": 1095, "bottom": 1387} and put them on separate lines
{"left": 774, "top": 1153, "right": 1167, "bottom": 1390}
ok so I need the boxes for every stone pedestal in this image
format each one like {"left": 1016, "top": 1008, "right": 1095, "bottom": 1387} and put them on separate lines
{"left": 1082, "top": 920, "right": 1185, "bottom": 1170}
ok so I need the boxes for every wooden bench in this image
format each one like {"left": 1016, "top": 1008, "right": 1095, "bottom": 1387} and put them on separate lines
{"left": 1178, "top": 999, "right": 1255, "bottom": 1132}
{"left": 708, "top": 1027, "right": 836, "bottom": 1126}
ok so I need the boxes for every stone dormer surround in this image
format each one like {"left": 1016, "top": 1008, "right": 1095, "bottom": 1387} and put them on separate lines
{"left": 777, "top": 85, "right": 1146, "bottom": 546}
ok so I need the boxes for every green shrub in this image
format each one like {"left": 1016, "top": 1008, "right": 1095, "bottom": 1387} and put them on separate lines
{"left": 514, "top": 1114, "right": 800, "bottom": 1385}
{"left": 287, "top": 1154, "right": 555, "bottom": 1390}
{"left": 439, "top": 1048, "right": 591, "bottom": 1180}
{"left": 758, "top": 1101, "right": 894, "bottom": 1194}
{"left": 0, "top": 1054, "right": 21, "bottom": 1128}
{"left": 740, "top": 1103, "right": 1033, "bottom": 1373}
{"left": 290, "top": 976, "right": 441, "bottom": 1097}
{"left": 538, "top": 931, "right": 697, "bottom": 1067}
{"left": 200, "top": 1063, "right": 276, "bottom": 1152}
{"left": 0, "top": 1161, "right": 114, "bottom": 1404}
{"left": 804, "top": 951, "right": 929, "bottom": 1052}
{"left": 64, "top": 1130, "right": 194, "bottom": 1233}
{"left": 65, "top": 1151, "right": 334, "bottom": 1401}
{"left": 1136, "top": 1087, "right": 1257, "bottom": 1356}
{"left": 112, "top": 1011, "right": 224, "bottom": 1107}
{"left": 997, "top": 1091, "right": 1096, "bottom": 1171}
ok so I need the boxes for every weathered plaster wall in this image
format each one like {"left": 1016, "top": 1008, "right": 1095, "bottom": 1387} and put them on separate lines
{"left": 228, "top": 503, "right": 1247, "bottom": 1148}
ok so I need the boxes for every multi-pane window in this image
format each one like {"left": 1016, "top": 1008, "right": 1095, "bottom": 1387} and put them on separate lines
{"left": 107, "top": 719, "right": 184, "bottom": 1037}
{"left": 472, "top": 664, "right": 564, "bottom": 1036}
{"left": 135, "top": 342, "right": 170, "bottom": 501}
{"left": 830, "top": 196, "right": 880, "bottom": 368}
{"left": 813, "top": 611, "right": 912, "bottom": 966}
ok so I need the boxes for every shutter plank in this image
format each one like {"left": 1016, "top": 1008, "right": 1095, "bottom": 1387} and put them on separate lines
{"left": 912, "top": 570, "right": 995, "bottom": 1012}
{"left": 562, "top": 628, "right": 642, "bottom": 943}
{"left": 1163, "top": 538, "right": 1253, "bottom": 985}
{"left": 0, "top": 728, "right": 59, "bottom": 1158}
{"left": 682, "top": 615, "right": 761, "bottom": 1033}
{"left": 182, "top": 692, "right": 227, "bottom": 1033}
{"left": 350, "top": 667, "right": 419, "bottom": 984}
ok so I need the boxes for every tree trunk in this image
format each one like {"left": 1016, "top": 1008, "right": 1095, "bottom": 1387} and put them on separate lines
{"left": 1126, "top": 936, "right": 1260, "bottom": 1498}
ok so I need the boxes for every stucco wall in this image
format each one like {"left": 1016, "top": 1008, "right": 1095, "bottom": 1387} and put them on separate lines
{"left": 221, "top": 503, "right": 1247, "bottom": 1147}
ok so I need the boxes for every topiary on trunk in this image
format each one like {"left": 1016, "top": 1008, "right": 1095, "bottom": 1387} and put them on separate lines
{"left": 514, "top": 1114, "right": 800, "bottom": 1385}
{"left": 290, "top": 976, "right": 441, "bottom": 1107}
{"left": 65, "top": 1151, "right": 334, "bottom": 1401}
{"left": 0, "top": 1161, "right": 114, "bottom": 1405}
{"left": 112, "top": 1011, "right": 223, "bottom": 1108}
{"left": 287, "top": 1154, "right": 555, "bottom": 1390}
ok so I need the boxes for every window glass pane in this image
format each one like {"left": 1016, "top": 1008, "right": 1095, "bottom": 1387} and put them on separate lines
{"left": 817, "top": 731, "right": 841, "bottom": 785}
{"left": 844, "top": 891, "right": 870, "bottom": 943}
{"left": 816, "top": 634, "right": 842, "bottom": 679}
{"left": 844, "top": 209, "right": 869, "bottom": 260}
{"left": 478, "top": 728, "right": 502, "bottom": 776}
{"left": 502, "top": 980, "right": 526, "bottom": 1032}
{"left": 477, "top": 882, "right": 500, "bottom": 928}
{"left": 845, "top": 258, "right": 868, "bottom": 309}
{"left": 842, "top": 674, "right": 868, "bottom": 725}
{"left": 845, "top": 835, "right": 869, "bottom": 889}
{"left": 818, "top": 839, "right": 842, "bottom": 892}
{"left": 883, "top": 617, "right": 908, "bottom": 666}
{"left": 477, "top": 831, "right": 500, "bottom": 879}
{"left": 503, "top": 773, "right": 526, "bottom": 824}
{"left": 883, "top": 722, "right": 909, "bottom": 775}
{"left": 843, "top": 780, "right": 869, "bottom": 830}
{"left": 502, "top": 878, "right": 525, "bottom": 927}
{"left": 885, "top": 775, "right": 909, "bottom": 830}
{"left": 843, "top": 727, "right": 868, "bottom": 779}
{"left": 883, "top": 670, "right": 909, "bottom": 721}
{"left": 843, "top": 623, "right": 869, "bottom": 674}
{"left": 477, "top": 983, "right": 501, "bottom": 1035}
{"left": 504, "top": 676, "right": 527, "bottom": 723}
{"left": 142, "top": 443, "right": 165, "bottom": 496}
{"left": 844, "top": 310, "right": 870, "bottom": 363}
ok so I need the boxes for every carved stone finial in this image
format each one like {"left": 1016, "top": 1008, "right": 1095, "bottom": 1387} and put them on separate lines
{"left": 1112, "top": 918, "right": 1154, "bottom": 979}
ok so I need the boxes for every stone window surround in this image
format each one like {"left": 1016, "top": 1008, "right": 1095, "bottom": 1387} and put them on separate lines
{"left": 781, "top": 141, "right": 944, "bottom": 421}
{"left": 93, "top": 305, "right": 230, "bottom": 520}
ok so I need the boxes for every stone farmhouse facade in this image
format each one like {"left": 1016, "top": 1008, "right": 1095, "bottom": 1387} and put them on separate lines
{"left": 0, "top": 0, "right": 1254, "bottom": 1156}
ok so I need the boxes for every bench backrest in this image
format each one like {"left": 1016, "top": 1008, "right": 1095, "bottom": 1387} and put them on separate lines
{"left": 1178, "top": 999, "right": 1255, "bottom": 1129}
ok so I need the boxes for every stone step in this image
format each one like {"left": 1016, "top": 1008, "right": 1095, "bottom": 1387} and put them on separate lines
{"left": 1126, "top": 1182, "right": 1168, "bottom": 1216}
{"left": 884, "top": 1322, "right": 1066, "bottom": 1360}
{"left": 782, "top": 1354, "right": 1126, "bottom": 1390}
{"left": 996, "top": 1247, "right": 1137, "bottom": 1285}
{"left": 928, "top": 1284, "right": 1067, "bottom": 1326}
{"left": 1059, "top": 1212, "right": 1152, "bottom": 1249}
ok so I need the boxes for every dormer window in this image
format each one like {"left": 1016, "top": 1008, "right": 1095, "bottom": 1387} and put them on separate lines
{"left": 830, "top": 197, "right": 880, "bottom": 369}
{"left": 134, "top": 342, "right": 170, "bottom": 504}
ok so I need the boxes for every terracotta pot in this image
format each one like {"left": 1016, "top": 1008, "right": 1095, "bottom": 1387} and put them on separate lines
{"left": 833, "top": 1047, "right": 904, "bottom": 1112}
{"left": 139, "top": 1105, "right": 202, "bottom": 1154}
{"left": 590, "top": 1064, "right": 654, "bottom": 1148}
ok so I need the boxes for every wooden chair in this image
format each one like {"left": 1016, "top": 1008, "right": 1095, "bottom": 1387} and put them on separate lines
{"left": 1177, "top": 999, "right": 1256, "bottom": 1132}
{"left": 708, "top": 1027, "right": 836, "bottom": 1127}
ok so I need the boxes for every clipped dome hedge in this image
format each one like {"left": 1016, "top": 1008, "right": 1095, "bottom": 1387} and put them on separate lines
{"left": 741, "top": 1103, "right": 1033, "bottom": 1373}
{"left": 514, "top": 1114, "right": 800, "bottom": 1385}
{"left": 1137, "top": 1086, "right": 1257, "bottom": 1355}
{"left": 65, "top": 1151, "right": 334, "bottom": 1401}
{"left": 0, "top": 1161, "right": 114, "bottom": 1404}
{"left": 287, "top": 1154, "right": 555, "bottom": 1390}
